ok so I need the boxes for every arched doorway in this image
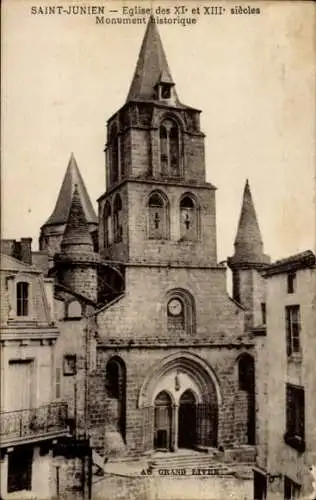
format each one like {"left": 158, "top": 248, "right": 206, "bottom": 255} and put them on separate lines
{"left": 106, "top": 356, "right": 126, "bottom": 441}
{"left": 139, "top": 352, "right": 221, "bottom": 454}
{"left": 237, "top": 354, "right": 255, "bottom": 445}
{"left": 154, "top": 391, "right": 172, "bottom": 451}
{"left": 178, "top": 390, "right": 196, "bottom": 449}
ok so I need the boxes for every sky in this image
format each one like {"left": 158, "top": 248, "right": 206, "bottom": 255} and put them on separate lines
{"left": 1, "top": 0, "right": 315, "bottom": 261}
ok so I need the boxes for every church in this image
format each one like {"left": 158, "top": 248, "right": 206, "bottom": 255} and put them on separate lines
{"left": 39, "top": 17, "right": 263, "bottom": 460}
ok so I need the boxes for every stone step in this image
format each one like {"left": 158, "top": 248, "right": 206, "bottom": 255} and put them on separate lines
{"left": 150, "top": 457, "right": 224, "bottom": 466}
{"left": 150, "top": 460, "right": 231, "bottom": 473}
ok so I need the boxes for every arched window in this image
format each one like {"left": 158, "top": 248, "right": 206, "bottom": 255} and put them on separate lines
{"left": 106, "top": 357, "right": 126, "bottom": 440}
{"left": 159, "top": 119, "right": 180, "bottom": 177}
{"left": 180, "top": 194, "right": 199, "bottom": 241}
{"left": 166, "top": 289, "right": 195, "bottom": 335}
{"left": 109, "top": 125, "right": 119, "bottom": 184}
{"left": 67, "top": 300, "right": 82, "bottom": 319}
{"left": 113, "top": 195, "right": 122, "bottom": 243}
{"left": 16, "top": 282, "right": 29, "bottom": 317}
{"left": 103, "top": 201, "right": 112, "bottom": 247}
{"left": 106, "top": 359, "right": 120, "bottom": 399}
{"left": 148, "top": 191, "right": 169, "bottom": 240}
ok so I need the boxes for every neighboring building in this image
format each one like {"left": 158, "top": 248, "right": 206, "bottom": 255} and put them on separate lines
{"left": 229, "top": 183, "right": 316, "bottom": 499}
{"left": 0, "top": 247, "right": 68, "bottom": 499}
{"left": 256, "top": 251, "right": 316, "bottom": 500}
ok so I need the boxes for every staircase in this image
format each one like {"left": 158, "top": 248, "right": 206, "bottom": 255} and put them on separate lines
{"left": 147, "top": 451, "right": 232, "bottom": 476}
{"left": 98, "top": 448, "right": 255, "bottom": 479}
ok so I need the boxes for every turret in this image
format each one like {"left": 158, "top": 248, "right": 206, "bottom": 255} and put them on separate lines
{"left": 228, "top": 180, "right": 270, "bottom": 328}
{"left": 54, "top": 185, "right": 99, "bottom": 302}
{"left": 40, "top": 154, "right": 98, "bottom": 261}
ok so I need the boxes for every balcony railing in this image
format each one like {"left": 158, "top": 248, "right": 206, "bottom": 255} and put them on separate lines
{"left": 0, "top": 401, "right": 68, "bottom": 446}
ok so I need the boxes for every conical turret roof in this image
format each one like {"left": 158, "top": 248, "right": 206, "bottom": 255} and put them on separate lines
{"left": 126, "top": 15, "right": 179, "bottom": 103}
{"left": 230, "top": 180, "right": 270, "bottom": 266}
{"left": 60, "top": 185, "right": 94, "bottom": 252}
{"left": 42, "top": 154, "right": 97, "bottom": 227}
{"left": 235, "top": 180, "right": 262, "bottom": 245}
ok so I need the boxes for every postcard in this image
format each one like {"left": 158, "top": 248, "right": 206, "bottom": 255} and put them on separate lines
{"left": 1, "top": 1, "right": 315, "bottom": 499}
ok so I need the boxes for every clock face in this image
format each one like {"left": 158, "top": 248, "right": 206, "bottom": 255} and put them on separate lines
{"left": 168, "top": 298, "right": 183, "bottom": 316}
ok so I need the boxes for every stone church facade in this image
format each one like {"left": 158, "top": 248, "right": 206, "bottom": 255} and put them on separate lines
{"left": 33, "top": 18, "right": 262, "bottom": 462}
{"left": 82, "top": 18, "right": 261, "bottom": 459}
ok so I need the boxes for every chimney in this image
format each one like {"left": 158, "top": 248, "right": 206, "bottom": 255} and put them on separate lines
{"left": 20, "top": 238, "right": 33, "bottom": 264}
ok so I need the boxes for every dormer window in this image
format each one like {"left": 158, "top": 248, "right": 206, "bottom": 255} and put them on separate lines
{"left": 16, "top": 282, "right": 29, "bottom": 317}
{"left": 161, "top": 84, "right": 171, "bottom": 99}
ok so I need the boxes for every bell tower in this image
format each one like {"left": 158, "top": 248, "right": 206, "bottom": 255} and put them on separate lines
{"left": 98, "top": 17, "right": 217, "bottom": 268}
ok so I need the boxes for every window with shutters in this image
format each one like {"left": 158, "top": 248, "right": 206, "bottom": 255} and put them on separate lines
{"left": 284, "top": 384, "right": 305, "bottom": 452}
{"left": 147, "top": 191, "right": 169, "bottom": 240}
{"left": 55, "top": 367, "right": 61, "bottom": 399}
{"left": 180, "top": 194, "right": 199, "bottom": 241}
{"left": 16, "top": 282, "right": 29, "bottom": 317}
{"left": 285, "top": 306, "right": 301, "bottom": 357}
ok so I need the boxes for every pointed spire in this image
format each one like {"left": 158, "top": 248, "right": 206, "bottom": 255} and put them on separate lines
{"left": 126, "top": 16, "right": 179, "bottom": 103}
{"left": 235, "top": 179, "right": 262, "bottom": 244}
{"left": 61, "top": 184, "right": 94, "bottom": 253}
{"left": 230, "top": 180, "right": 270, "bottom": 266}
{"left": 42, "top": 154, "right": 97, "bottom": 227}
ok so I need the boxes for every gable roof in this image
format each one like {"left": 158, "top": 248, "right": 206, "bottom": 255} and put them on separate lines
{"left": 0, "top": 253, "right": 40, "bottom": 274}
{"left": 264, "top": 250, "right": 315, "bottom": 276}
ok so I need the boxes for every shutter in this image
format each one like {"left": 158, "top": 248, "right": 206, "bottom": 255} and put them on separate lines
{"left": 286, "top": 384, "right": 293, "bottom": 435}
{"left": 56, "top": 367, "right": 61, "bottom": 399}
{"left": 298, "top": 388, "right": 305, "bottom": 439}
